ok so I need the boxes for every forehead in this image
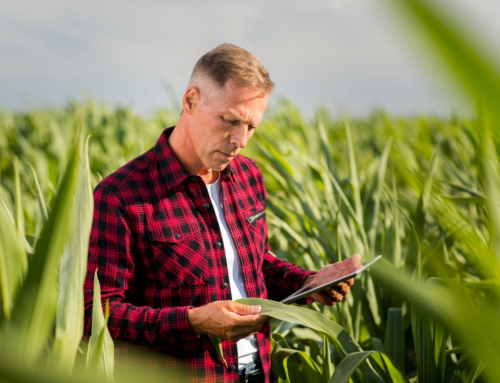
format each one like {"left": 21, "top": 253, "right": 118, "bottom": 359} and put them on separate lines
{"left": 215, "top": 81, "right": 268, "bottom": 123}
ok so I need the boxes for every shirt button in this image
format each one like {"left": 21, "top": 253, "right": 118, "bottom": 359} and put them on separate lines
{"left": 203, "top": 203, "right": 210, "bottom": 209}
{"left": 215, "top": 241, "right": 223, "bottom": 249}
{"left": 221, "top": 282, "right": 228, "bottom": 289}
{"left": 174, "top": 233, "right": 181, "bottom": 239}
{"left": 230, "top": 364, "right": 237, "bottom": 372}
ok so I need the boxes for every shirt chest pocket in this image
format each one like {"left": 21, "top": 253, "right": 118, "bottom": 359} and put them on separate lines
{"left": 246, "top": 206, "right": 267, "bottom": 256}
{"left": 146, "top": 220, "right": 209, "bottom": 288}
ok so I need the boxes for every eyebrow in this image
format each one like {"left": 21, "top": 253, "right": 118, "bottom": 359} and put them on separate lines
{"left": 224, "top": 110, "right": 260, "bottom": 127}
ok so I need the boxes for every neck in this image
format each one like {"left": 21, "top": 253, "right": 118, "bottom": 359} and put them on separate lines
{"left": 168, "top": 117, "right": 219, "bottom": 185}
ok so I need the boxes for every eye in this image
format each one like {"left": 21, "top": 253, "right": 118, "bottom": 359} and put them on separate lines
{"left": 221, "top": 116, "right": 238, "bottom": 125}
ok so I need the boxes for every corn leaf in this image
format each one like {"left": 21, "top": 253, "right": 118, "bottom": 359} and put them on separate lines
{"left": 277, "top": 348, "right": 324, "bottom": 383}
{"left": 86, "top": 271, "right": 114, "bottom": 381}
{"left": 345, "top": 122, "right": 363, "bottom": 227}
{"left": 13, "top": 157, "right": 24, "bottom": 241}
{"left": 0, "top": 122, "right": 83, "bottom": 364}
{"left": 237, "top": 298, "right": 385, "bottom": 382}
{"left": 209, "top": 335, "right": 228, "bottom": 369}
{"left": 449, "top": 353, "right": 484, "bottom": 383}
{"left": 0, "top": 355, "right": 109, "bottom": 383}
{"left": 0, "top": 196, "right": 26, "bottom": 322}
{"left": 322, "top": 335, "right": 334, "bottom": 381}
{"left": 329, "top": 351, "right": 375, "bottom": 383}
{"left": 27, "top": 162, "right": 49, "bottom": 224}
{"left": 49, "top": 136, "right": 93, "bottom": 373}
{"left": 384, "top": 308, "right": 404, "bottom": 371}
{"left": 369, "top": 352, "right": 410, "bottom": 383}
{"left": 14, "top": 157, "right": 32, "bottom": 257}
{"left": 371, "top": 262, "right": 500, "bottom": 382}
{"left": 366, "top": 139, "right": 392, "bottom": 252}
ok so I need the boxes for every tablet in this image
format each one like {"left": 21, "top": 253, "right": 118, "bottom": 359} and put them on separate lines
{"left": 279, "top": 255, "right": 382, "bottom": 305}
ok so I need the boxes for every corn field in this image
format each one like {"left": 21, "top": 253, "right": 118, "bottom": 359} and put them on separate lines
{"left": 1, "top": 0, "right": 500, "bottom": 382}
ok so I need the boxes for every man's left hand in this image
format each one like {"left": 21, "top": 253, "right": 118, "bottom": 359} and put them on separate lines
{"left": 302, "top": 254, "right": 362, "bottom": 306}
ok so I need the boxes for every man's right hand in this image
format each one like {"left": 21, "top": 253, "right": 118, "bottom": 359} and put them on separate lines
{"left": 187, "top": 301, "right": 269, "bottom": 342}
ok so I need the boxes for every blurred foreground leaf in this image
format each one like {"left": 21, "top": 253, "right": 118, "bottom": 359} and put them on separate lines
{"left": 0, "top": 120, "right": 83, "bottom": 365}
{"left": 86, "top": 271, "right": 114, "bottom": 381}
{"left": 50, "top": 136, "right": 94, "bottom": 373}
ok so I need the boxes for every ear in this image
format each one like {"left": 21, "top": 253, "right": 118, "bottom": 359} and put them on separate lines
{"left": 182, "top": 87, "right": 200, "bottom": 115}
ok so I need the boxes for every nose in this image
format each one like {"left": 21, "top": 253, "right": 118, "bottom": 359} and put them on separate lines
{"left": 230, "top": 125, "right": 249, "bottom": 149}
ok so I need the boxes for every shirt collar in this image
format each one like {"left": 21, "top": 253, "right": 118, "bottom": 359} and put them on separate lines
{"left": 155, "top": 126, "right": 235, "bottom": 191}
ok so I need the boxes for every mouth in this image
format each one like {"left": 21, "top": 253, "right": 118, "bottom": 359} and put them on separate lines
{"left": 219, "top": 151, "right": 236, "bottom": 159}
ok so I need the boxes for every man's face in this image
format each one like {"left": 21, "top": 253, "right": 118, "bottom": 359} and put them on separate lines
{"left": 188, "top": 79, "right": 268, "bottom": 172}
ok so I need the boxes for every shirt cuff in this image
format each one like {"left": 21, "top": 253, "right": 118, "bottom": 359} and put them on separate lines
{"left": 159, "top": 306, "right": 200, "bottom": 343}
{"left": 293, "top": 270, "right": 318, "bottom": 305}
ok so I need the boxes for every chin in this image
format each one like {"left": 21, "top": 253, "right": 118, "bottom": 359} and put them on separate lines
{"left": 213, "top": 163, "right": 229, "bottom": 171}
{"left": 208, "top": 157, "right": 231, "bottom": 171}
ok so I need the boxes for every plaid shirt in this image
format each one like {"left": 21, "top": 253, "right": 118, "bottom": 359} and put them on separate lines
{"left": 83, "top": 127, "right": 314, "bottom": 382}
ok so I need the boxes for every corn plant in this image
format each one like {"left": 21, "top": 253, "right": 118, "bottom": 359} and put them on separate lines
{"left": 2, "top": 0, "right": 500, "bottom": 381}
{"left": 0, "top": 117, "right": 115, "bottom": 381}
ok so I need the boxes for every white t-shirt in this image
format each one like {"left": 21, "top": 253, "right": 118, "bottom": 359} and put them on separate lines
{"left": 205, "top": 172, "right": 259, "bottom": 368}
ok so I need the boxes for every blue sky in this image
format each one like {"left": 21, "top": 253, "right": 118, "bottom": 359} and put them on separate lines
{"left": 1, "top": 0, "right": 499, "bottom": 117}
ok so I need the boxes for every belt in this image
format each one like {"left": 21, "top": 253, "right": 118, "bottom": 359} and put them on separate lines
{"left": 239, "top": 360, "right": 264, "bottom": 383}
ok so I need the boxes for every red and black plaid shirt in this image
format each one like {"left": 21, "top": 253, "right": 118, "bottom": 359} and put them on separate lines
{"left": 83, "top": 127, "right": 314, "bottom": 382}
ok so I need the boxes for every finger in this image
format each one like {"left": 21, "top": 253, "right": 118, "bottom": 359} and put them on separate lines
{"left": 230, "top": 302, "right": 261, "bottom": 316}
{"left": 228, "top": 312, "right": 264, "bottom": 329}
{"left": 341, "top": 254, "right": 361, "bottom": 268}
{"left": 334, "top": 282, "right": 350, "bottom": 295}
{"left": 325, "top": 289, "right": 343, "bottom": 302}
{"left": 313, "top": 291, "right": 337, "bottom": 306}
{"left": 345, "top": 278, "right": 355, "bottom": 287}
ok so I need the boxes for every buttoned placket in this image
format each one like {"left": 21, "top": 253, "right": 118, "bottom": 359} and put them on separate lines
{"left": 189, "top": 175, "right": 232, "bottom": 302}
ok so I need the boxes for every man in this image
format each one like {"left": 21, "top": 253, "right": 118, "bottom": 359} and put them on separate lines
{"left": 84, "top": 43, "right": 361, "bottom": 383}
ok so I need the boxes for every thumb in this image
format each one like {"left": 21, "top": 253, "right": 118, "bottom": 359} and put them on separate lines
{"left": 232, "top": 302, "right": 261, "bottom": 315}
{"left": 343, "top": 253, "right": 361, "bottom": 267}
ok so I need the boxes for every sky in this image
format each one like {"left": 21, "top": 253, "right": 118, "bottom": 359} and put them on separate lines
{"left": 1, "top": 0, "right": 499, "bottom": 118}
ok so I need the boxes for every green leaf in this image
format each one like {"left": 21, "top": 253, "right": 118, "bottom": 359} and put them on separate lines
{"left": 329, "top": 351, "right": 375, "bottom": 383}
{"left": 49, "top": 136, "right": 94, "bottom": 373}
{"left": 371, "top": 262, "right": 500, "bottom": 382}
{"left": 209, "top": 335, "right": 228, "bottom": 369}
{"left": 322, "top": 335, "right": 334, "bottom": 381}
{"left": 13, "top": 157, "right": 24, "bottom": 241}
{"left": 0, "top": 355, "right": 109, "bottom": 383}
{"left": 280, "top": 348, "right": 325, "bottom": 383}
{"left": 442, "top": 196, "right": 486, "bottom": 205}
{"left": 86, "top": 271, "right": 114, "bottom": 381}
{"left": 345, "top": 122, "right": 363, "bottom": 227}
{"left": 426, "top": 278, "right": 451, "bottom": 382}
{"left": 14, "top": 157, "right": 31, "bottom": 257}
{"left": 26, "top": 162, "right": 49, "bottom": 224}
{"left": 449, "top": 353, "right": 484, "bottom": 383}
{"left": 0, "top": 121, "right": 83, "bottom": 364}
{"left": 384, "top": 308, "right": 405, "bottom": 371}
{"left": 366, "top": 139, "right": 392, "bottom": 252}
{"left": 237, "top": 298, "right": 384, "bottom": 382}
{"left": 478, "top": 110, "right": 500, "bottom": 264}
{"left": 0, "top": 196, "right": 26, "bottom": 322}
{"left": 414, "top": 147, "right": 439, "bottom": 240}
{"left": 369, "top": 352, "right": 410, "bottom": 383}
